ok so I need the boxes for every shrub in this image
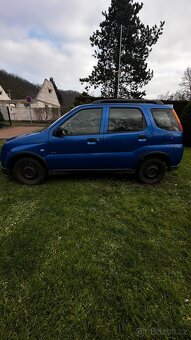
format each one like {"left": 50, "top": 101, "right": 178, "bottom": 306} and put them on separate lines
{"left": 181, "top": 102, "right": 191, "bottom": 147}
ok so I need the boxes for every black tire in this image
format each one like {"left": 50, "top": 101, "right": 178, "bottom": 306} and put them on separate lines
{"left": 138, "top": 158, "right": 166, "bottom": 184}
{"left": 12, "top": 157, "right": 47, "bottom": 185}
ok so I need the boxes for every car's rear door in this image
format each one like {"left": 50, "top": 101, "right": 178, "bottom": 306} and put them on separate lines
{"left": 102, "top": 105, "right": 151, "bottom": 169}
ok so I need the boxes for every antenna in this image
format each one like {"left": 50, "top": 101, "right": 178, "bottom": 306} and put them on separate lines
{"left": 117, "top": 25, "right": 123, "bottom": 98}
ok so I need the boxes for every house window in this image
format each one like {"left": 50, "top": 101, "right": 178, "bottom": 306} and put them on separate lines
{"left": 0, "top": 91, "right": 2, "bottom": 95}
{"left": 48, "top": 89, "right": 52, "bottom": 94}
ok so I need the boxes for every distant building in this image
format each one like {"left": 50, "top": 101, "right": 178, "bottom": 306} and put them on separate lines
{"left": 0, "top": 84, "right": 11, "bottom": 101}
{"left": 0, "top": 85, "right": 11, "bottom": 120}
{"left": 0, "top": 79, "right": 61, "bottom": 121}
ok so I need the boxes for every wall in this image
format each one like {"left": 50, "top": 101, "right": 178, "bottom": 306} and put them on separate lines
{"left": 9, "top": 101, "right": 60, "bottom": 122}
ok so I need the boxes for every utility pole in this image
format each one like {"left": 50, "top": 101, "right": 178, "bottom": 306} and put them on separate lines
{"left": 7, "top": 106, "right": 12, "bottom": 126}
{"left": 29, "top": 103, "right": 32, "bottom": 123}
{"left": 116, "top": 25, "right": 123, "bottom": 98}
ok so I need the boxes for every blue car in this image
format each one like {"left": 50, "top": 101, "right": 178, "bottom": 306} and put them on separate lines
{"left": 0, "top": 99, "right": 184, "bottom": 185}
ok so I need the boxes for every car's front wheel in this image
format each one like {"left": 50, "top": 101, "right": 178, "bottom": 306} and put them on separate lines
{"left": 12, "top": 157, "right": 47, "bottom": 185}
{"left": 138, "top": 158, "right": 166, "bottom": 184}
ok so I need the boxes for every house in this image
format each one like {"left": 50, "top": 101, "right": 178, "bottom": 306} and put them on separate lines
{"left": 0, "top": 84, "right": 11, "bottom": 101}
{"left": 0, "top": 85, "right": 11, "bottom": 121}
{"left": 0, "top": 79, "right": 61, "bottom": 122}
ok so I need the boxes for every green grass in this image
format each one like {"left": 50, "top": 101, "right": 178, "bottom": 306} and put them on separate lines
{"left": 1, "top": 143, "right": 191, "bottom": 339}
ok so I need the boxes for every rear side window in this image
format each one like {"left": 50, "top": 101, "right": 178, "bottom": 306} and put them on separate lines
{"left": 108, "top": 108, "right": 146, "bottom": 133}
{"left": 151, "top": 109, "right": 181, "bottom": 131}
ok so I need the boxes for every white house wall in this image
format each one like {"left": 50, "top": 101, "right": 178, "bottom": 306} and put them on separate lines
{"left": 0, "top": 105, "right": 9, "bottom": 120}
{"left": 0, "top": 79, "right": 60, "bottom": 121}
{"left": 10, "top": 102, "right": 60, "bottom": 121}
{"left": 10, "top": 104, "right": 35, "bottom": 121}
{"left": 0, "top": 85, "right": 11, "bottom": 119}
{"left": 36, "top": 79, "right": 60, "bottom": 107}
{"left": 0, "top": 85, "right": 10, "bottom": 101}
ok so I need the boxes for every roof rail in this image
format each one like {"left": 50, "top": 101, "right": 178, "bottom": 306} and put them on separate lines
{"left": 93, "top": 98, "right": 164, "bottom": 105}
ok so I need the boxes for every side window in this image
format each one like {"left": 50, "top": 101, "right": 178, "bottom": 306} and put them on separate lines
{"left": 108, "top": 108, "right": 146, "bottom": 133}
{"left": 151, "top": 109, "right": 181, "bottom": 131}
{"left": 60, "top": 108, "right": 102, "bottom": 135}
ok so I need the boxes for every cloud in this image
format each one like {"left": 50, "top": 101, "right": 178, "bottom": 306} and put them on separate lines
{"left": 0, "top": 36, "right": 94, "bottom": 90}
{"left": 0, "top": 0, "right": 190, "bottom": 97}
{"left": 139, "top": 0, "right": 191, "bottom": 96}
{"left": 0, "top": 0, "right": 111, "bottom": 93}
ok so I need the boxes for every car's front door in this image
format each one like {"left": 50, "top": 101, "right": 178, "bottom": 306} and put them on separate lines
{"left": 48, "top": 107, "right": 104, "bottom": 170}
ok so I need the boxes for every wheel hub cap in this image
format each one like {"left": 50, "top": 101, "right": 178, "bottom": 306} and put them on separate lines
{"left": 22, "top": 163, "right": 38, "bottom": 180}
{"left": 145, "top": 164, "right": 159, "bottom": 178}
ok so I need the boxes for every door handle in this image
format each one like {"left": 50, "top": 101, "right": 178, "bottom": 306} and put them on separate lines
{"left": 138, "top": 135, "right": 147, "bottom": 142}
{"left": 87, "top": 138, "right": 100, "bottom": 145}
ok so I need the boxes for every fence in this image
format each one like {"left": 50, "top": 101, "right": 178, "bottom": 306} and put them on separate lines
{"left": 6, "top": 105, "right": 60, "bottom": 123}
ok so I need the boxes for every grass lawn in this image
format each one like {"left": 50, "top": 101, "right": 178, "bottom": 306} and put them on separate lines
{"left": 0, "top": 141, "right": 191, "bottom": 339}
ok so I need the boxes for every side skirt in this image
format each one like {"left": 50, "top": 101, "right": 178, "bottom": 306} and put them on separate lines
{"left": 49, "top": 168, "right": 136, "bottom": 175}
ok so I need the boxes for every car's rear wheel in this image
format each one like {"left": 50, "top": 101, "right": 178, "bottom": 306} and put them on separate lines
{"left": 12, "top": 157, "right": 47, "bottom": 185}
{"left": 138, "top": 158, "right": 166, "bottom": 184}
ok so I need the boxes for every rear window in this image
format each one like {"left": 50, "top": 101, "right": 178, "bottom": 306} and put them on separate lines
{"left": 151, "top": 109, "right": 181, "bottom": 131}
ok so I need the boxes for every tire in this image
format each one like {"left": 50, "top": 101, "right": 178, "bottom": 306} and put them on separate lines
{"left": 12, "top": 157, "right": 47, "bottom": 185}
{"left": 137, "top": 158, "right": 166, "bottom": 184}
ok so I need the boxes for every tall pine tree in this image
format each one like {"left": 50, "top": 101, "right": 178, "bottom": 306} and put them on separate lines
{"left": 80, "top": 0, "right": 165, "bottom": 98}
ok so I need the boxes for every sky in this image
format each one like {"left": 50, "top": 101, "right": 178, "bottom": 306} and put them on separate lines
{"left": 0, "top": 0, "right": 191, "bottom": 98}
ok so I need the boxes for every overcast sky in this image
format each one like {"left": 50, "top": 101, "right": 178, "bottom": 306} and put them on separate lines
{"left": 0, "top": 0, "right": 191, "bottom": 98}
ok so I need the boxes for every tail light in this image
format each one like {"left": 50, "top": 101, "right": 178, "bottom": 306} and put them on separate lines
{"left": 173, "top": 110, "right": 183, "bottom": 132}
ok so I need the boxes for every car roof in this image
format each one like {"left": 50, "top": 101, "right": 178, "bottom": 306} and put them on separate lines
{"left": 76, "top": 100, "right": 172, "bottom": 111}
{"left": 92, "top": 99, "right": 164, "bottom": 105}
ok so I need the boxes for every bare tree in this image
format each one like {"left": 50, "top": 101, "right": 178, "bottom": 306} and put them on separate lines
{"left": 179, "top": 67, "right": 191, "bottom": 100}
{"left": 158, "top": 91, "right": 175, "bottom": 100}
{"left": 159, "top": 67, "right": 191, "bottom": 101}
{"left": 158, "top": 90, "right": 186, "bottom": 100}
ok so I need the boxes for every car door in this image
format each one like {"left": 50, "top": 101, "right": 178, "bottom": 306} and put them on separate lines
{"left": 48, "top": 107, "right": 104, "bottom": 170}
{"left": 102, "top": 105, "right": 151, "bottom": 169}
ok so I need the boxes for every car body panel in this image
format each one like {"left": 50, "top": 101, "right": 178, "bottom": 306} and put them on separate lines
{"left": 0, "top": 102, "right": 184, "bottom": 177}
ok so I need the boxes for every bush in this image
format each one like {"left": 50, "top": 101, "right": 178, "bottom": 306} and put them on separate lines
{"left": 181, "top": 102, "right": 191, "bottom": 147}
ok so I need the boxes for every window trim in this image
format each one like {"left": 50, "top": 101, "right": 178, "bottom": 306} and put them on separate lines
{"left": 107, "top": 107, "right": 147, "bottom": 134}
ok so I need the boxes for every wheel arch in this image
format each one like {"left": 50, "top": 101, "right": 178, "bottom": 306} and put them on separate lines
{"left": 137, "top": 152, "right": 171, "bottom": 169}
{"left": 8, "top": 152, "right": 49, "bottom": 173}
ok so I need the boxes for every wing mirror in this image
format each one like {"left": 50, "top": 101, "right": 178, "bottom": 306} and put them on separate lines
{"left": 53, "top": 127, "right": 68, "bottom": 137}
{"left": 53, "top": 126, "right": 63, "bottom": 137}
